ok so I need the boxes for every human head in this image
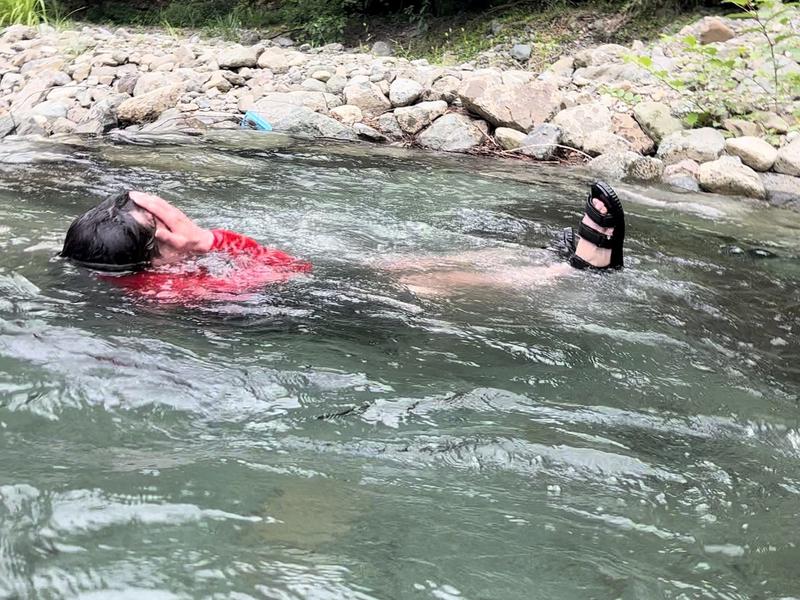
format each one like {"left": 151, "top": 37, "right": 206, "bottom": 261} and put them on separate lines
{"left": 61, "top": 190, "right": 157, "bottom": 271}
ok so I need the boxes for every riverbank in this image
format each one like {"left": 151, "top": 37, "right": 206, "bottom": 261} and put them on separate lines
{"left": 0, "top": 10, "right": 798, "bottom": 208}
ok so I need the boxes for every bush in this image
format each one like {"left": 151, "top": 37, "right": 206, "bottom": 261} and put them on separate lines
{"left": 279, "top": 0, "right": 361, "bottom": 45}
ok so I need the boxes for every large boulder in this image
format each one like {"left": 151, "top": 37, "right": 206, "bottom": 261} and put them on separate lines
{"left": 75, "top": 93, "right": 129, "bottom": 134}
{"left": 656, "top": 128, "right": 726, "bottom": 165}
{"left": 611, "top": 113, "right": 655, "bottom": 155}
{"left": 389, "top": 77, "right": 423, "bottom": 107}
{"left": 459, "top": 73, "right": 558, "bottom": 132}
{"left": 551, "top": 103, "right": 612, "bottom": 150}
{"left": 394, "top": 100, "right": 447, "bottom": 135}
{"left": 424, "top": 74, "right": 461, "bottom": 103}
{"left": 698, "top": 17, "right": 736, "bottom": 44}
{"left": 250, "top": 91, "right": 339, "bottom": 114}
{"left": 698, "top": 155, "right": 766, "bottom": 199}
{"left": 583, "top": 130, "right": 632, "bottom": 157}
{"left": 633, "top": 101, "right": 683, "bottom": 144}
{"left": 256, "top": 47, "right": 308, "bottom": 73}
{"left": 217, "top": 45, "right": 261, "bottom": 69}
{"left": 377, "top": 112, "right": 403, "bottom": 138}
{"left": 519, "top": 123, "right": 562, "bottom": 160}
{"left": 588, "top": 151, "right": 641, "bottom": 181}
{"left": 774, "top": 138, "right": 800, "bottom": 176}
{"left": 247, "top": 101, "right": 355, "bottom": 140}
{"left": 663, "top": 159, "right": 701, "bottom": 192}
{"left": 494, "top": 127, "right": 526, "bottom": 151}
{"left": 418, "top": 114, "right": 486, "bottom": 152}
{"left": 724, "top": 137, "right": 778, "bottom": 172}
{"left": 133, "top": 72, "right": 171, "bottom": 97}
{"left": 329, "top": 105, "right": 363, "bottom": 125}
{"left": 343, "top": 81, "right": 391, "bottom": 117}
{"left": 627, "top": 156, "right": 664, "bottom": 183}
{"left": 760, "top": 173, "right": 800, "bottom": 207}
{"left": 116, "top": 84, "right": 184, "bottom": 123}
{"left": 722, "top": 118, "right": 762, "bottom": 138}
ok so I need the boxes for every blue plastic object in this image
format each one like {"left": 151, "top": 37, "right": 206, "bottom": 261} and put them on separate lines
{"left": 241, "top": 111, "right": 273, "bottom": 131}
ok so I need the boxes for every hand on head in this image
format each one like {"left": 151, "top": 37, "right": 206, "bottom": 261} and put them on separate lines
{"left": 129, "top": 191, "right": 215, "bottom": 258}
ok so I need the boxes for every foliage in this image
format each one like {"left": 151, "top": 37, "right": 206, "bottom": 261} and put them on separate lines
{"left": 279, "top": 0, "right": 362, "bottom": 45}
{"left": 631, "top": 0, "right": 799, "bottom": 125}
{"left": 0, "top": 0, "right": 48, "bottom": 26}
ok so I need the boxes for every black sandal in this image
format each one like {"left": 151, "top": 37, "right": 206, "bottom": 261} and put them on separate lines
{"left": 557, "top": 181, "right": 625, "bottom": 270}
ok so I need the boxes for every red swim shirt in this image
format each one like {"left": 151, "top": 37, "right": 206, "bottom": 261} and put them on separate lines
{"left": 109, "top": 229, "right": 311, "bottom": 302}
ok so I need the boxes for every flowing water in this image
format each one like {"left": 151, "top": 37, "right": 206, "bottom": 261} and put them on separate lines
{"left": 0, "top": 132, "right": 799, "bottom": 600}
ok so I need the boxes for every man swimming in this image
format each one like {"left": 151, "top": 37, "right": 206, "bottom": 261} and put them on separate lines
{"left": 60, "top": 181, "right": 625, "bottom": 301}
{"left": 60, "top": 190, "right": 311, "bottom": 301}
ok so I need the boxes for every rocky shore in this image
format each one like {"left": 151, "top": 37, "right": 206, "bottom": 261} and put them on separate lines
{"left": 0, "top": 15, "right": 798, "bottom": 208}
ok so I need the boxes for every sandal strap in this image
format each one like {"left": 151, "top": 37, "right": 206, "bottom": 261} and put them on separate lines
{"left": 585, "top": 194, "right": 617, "bottom": 228}
{"left": 577, "top": 222, "right": 615, "bottom": 249}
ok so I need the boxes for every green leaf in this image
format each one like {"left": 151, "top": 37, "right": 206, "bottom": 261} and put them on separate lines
{"left": 726, "top": 11, "right": 755, "bottom": 18}
{"left": 636, "top": 55, "right": 653, "bottom": 68}
{"left": 683, "top": 35, "right": 698, "bottom": 48}
{"left": 685, "top": 112, "right": 700, "bottom": 127}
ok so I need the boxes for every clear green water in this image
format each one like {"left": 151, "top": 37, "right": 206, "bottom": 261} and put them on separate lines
{"left": 1, "top": 132, "right": 799, "bottom": 600}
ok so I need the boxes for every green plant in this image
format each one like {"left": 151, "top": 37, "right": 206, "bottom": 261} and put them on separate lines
{"left": 631, "top": 0, "right": 799, "bottom": 124}
{"left": 0, "top": 0, "right": 48, "bottom": 26}
{"left": 725, "top": 0, "right": 800, "bottom": 111}
{"left": 279, "top": 0, "right": 360, "bottom": 45}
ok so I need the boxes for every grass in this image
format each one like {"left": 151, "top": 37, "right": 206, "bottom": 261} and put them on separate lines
{"left": 0, "top": 0, "right": 48, "bottom": 26}
{"left": 384, "top": 1, "right": 711, "bottom": 66}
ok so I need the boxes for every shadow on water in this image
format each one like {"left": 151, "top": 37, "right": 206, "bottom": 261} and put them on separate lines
{"left": 0, "top": 131, "right": 799, "bottom": 599}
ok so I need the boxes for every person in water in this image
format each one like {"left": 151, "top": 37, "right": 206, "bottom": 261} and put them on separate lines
{"left": 380, "top": 181, "right": 626, "bottom": 296}
{"left": 60, "top": 189, "right": 311, "bottom": 301}
{"left": 60, "top": 181, "right": 625, "bottom": 301}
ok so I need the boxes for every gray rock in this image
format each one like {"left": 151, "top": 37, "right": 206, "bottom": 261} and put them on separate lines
{"left": 519, "top": 123, "right": 562, "bottom": 160}
{"left": 589, "top": 151, "right": 641, "bottom": 181}
{"left": 627, "top": 156, "right": 664, "bottom": 183}
{"left": 752, "top": 111, "right": 789, "bottom": 134}
{"left": 760, "top": 173, "right": 800, "bottom": 207}
{"left": 656, "top": 128, "right": 726, "bottom": 165}
{"left": 583, "top": 130, "right": 631, "bottom": 157}
{"left": 50, "top": 117, "right": 77, "bottom": 135}
{"left": 353, "top": 122, "right": 387, "bottom": 142}
{"left": 424, "top": 75, "right": 461, "bottom": 104}
{"left": 28, "top": 100, "right": 68, "bottom": 119}
{"left": 663, "top": 159, "right": 701, "bottom": 192}
{"left": 417, "top": 114, "right": 486, "bottom": 152}
{"left": 510, "top": 44, "right": 532, "bottom": 62}
{"left": 1, "top": 24, "right": 36, "bottom": 43}
{"left": 372, "top": 41, "right": 394, "bottom": 57}
{"left": 134, "top": 73, "right": 171, "bottom": 97}
{"left": 217, "top": 45, "right": 262, "bottom": 69}
{"left": 253, "top": 91, "right": 338, "bottom": 114}
{"left": 389, "top": 78, "right": 423, "bottom": 107}
{"left": 326, "top": 75, "right": 348, "bottom": 95}
{"left": 394, "top": 100, "right": 448, "bottom": 135}
{"left": 698, "top": 155, "right": 766, "bottom": 199}
{"left": 552, "top": 103, "right": 612, "bottom": 150}
{"left": 76, "top": 93, "right": 130, "bottom": 134}
{"left": 15, "top": 115, "right": 48, "bottom": 136}
{"left": 249, "top": 101, "right": 355, "bottom": 140}
{"left": 117, "top": 84, "right": 184, "bottom": 123}
{"left": 698, "top": 17, "right": 736, "bottom": 44}
{"left": 722, "top": 118, "right": 762, "bottom": 138}
{"left": 774, "top": 138, "right": 800, "bottom": 176}
{"left": 329, "top": 104, "right": 363, "bottom": 125}
{"left": 343, "top": 81, "right": 391, "bottom": 117}
{"left": 377, "top": 112, "right": 403, "bottom": 138}
{"left": 633, "top": 101, "right": 683, "bottom": 144}
{"left": 611, "top": 113, "right": 655, "bottom": 155}
{"left": 494, "top": 127, "right": 527, "bottom": 151}
{"left": 725, "top": 136, "right": 778, "bottom": 172}
{"left": 459, "top": 73, "right": 558, "bottom": 132}
{"left": 274, "top": 36, "right": 295, "bottom": 47}
{"left": 257, "top": 48, "right": 308, "bottom": 73}
{"left": 0, "top": 114, "right": 15, "bottom": 138}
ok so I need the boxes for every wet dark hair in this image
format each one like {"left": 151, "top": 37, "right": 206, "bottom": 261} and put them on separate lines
{"left": 61, "top": 190, "right": 157, "bottom": 272}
